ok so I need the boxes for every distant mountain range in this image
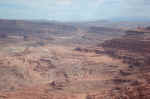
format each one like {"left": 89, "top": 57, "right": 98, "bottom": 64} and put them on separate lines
{"left": 0, "top": 18, "right": 150, "bottom": 38}
{"left": 110, "top": 17, "right": 150, "bottom": 22}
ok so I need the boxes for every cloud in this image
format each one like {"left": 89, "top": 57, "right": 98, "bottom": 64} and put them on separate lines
{"left": 125, "top": 0, "right": 150, "bottom": 5}
{"left": 55, "top": 0, "right": 72, "bottom": 5}
{"left": 96, "top": 0, "right": 105, "bottom": 4}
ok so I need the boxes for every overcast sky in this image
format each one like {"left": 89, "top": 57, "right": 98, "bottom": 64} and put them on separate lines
{"left": 0, "top": 0, "right": 149, "bottom": 21}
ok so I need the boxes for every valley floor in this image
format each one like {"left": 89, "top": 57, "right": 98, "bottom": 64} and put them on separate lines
{"left": 0, "top": 39, "right": 142, "bottom": 99}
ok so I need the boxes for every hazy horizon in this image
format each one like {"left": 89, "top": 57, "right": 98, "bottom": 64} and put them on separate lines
{"left": 0, "top": 0, "right": 150, "bottom": 22}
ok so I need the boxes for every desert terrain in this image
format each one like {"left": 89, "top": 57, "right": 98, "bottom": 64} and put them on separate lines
{"left": 0, "top": 19, "right": 150, "bottom": 99}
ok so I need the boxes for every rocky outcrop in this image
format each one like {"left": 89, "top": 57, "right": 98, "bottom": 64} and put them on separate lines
{"left": 99, "top": 29, "right": 150, "bottom": 99}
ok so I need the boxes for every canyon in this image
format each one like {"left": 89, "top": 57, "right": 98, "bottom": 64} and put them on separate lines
{"left": 0, "top": 19, "right": 149, "bottom": 99}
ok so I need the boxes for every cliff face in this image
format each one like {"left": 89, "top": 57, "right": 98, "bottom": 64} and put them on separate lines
{"left": 99, "top": 28, "right": 150, "bottom": 99}
{"left": 102, "top": 28, "right": 150, "bottom": 66}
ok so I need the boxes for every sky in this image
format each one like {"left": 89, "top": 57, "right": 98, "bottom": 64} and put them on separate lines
{"left": 0, "top": 0, "right": 149, "bottom": 21}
